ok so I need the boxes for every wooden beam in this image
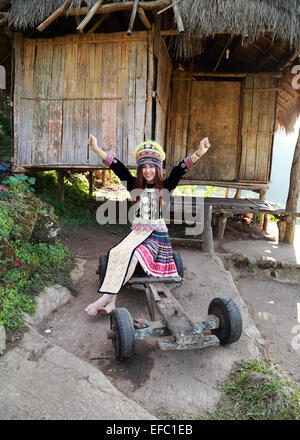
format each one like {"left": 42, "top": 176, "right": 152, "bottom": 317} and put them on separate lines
{"left": 212, "top": 36, "right": 234, "bottom": 72}
{"left": 87, "top": 13, "right": 111, "bottom": 33}
{"left": 62, "top": 1, "right": 171, "bottom": 16}
{"left": 76, "top": 0, "right": 105, "bottom": 33}
{"left": 37, "top": 0, "right": 71, "bottom": 32}
{"left": 171, "top": 0, "right": 184, "bottom": 33}
{"left": 138, "top": 7, "right": 151, "bottom": 30}
{"left": 127, "top": 0, "right": 139, "bottom": 35}
{"left": 157, "top": 0, "right": 180, "bottom": 15}
{"left": 191, "top": 72, "right": 283, "bottom": 78}
{"left": 280, "top": 50, "right": 299, "bottom": 71}
{"left": 0, "top": 15, "right": 8, "bottom": 27}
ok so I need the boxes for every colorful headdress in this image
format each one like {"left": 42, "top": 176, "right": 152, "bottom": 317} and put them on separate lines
{"left": 134, "top": 141, "right": 166, "bottom": 170}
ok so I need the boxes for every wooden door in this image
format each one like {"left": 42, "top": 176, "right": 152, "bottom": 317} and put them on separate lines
{"left": 239, "top": 76, "right": 277, "bottom": 182}
{"left": 165, "top": 73, "right": 241, "bottom": 182}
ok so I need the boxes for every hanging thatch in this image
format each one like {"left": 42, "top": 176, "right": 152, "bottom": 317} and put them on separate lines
{"left": 174, "top": 0, "right": 300, "bottom": 59}
{"left": 276, "top": 67, "right": 300, "bottom": 134}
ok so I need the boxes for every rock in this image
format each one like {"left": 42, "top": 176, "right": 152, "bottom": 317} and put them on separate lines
{"left": 31, "top": 211, "right": 61, "bottom": 244}
{"left": 70, "top": 258, "right": 86, "bottom": 283}
{"left": 2, "top": 191, "right": 60, "bottom": 244}
{"left": 10, "top": 207, "right": 37, "bottom": 241}
{"left": 0, "top": 237, "right": 16, "bottom": 276}
{"left": 256, "top": 256, "right": 277, "bottom": 269}
{"left": 0, "top": 325, "right": 5, "bottom": 355}
{"left": 23, "top": 284, "right": 72, "bottom": 326}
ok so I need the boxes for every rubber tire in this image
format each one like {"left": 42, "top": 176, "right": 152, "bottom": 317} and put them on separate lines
{"left": 173, "top": 252, "right": 185, "bottom": 278}
{"left": 99, "top": 254, "right": 108, "bottom": 281}
{"left": 208, "top": 297, "right": 242, "bottom": 345}
{"left": 110, "top": 308, "right": 136, "bottom": 360}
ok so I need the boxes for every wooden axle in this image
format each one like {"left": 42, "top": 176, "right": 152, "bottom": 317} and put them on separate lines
{"left": 108, "top": 315, "right": 220, "bottom": 350}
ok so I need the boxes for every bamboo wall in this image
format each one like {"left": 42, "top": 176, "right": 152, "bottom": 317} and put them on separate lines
{"left": 165, "top": 72, "right": 277, "bottom": 186}
{"left": 14, "top": 32, "right": 150, "bottom": 168}
{"left": 13, "top": 30, "right": 278, "bottom": 187}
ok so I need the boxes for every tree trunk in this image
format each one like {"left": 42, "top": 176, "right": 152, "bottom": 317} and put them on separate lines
{"left": 285, "top": 128, "right": 300, "bottom": 244}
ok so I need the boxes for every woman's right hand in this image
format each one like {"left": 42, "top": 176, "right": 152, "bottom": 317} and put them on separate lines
{"left": 88, "top": 134, "right": 98, "bottom": 153}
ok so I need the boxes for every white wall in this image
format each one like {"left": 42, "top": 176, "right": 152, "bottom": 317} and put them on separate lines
{"left": 268, "top": 118, "right": 300, "bottom": 211}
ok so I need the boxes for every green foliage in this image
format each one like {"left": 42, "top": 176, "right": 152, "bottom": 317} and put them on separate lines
{"left": 174, "top": 185, "right": 226, "bottom": 197}
{"left": 0, "top": 91, "right": 12, "bottom": 160}
{"left": 0, "top": 238, "right": 76, "bottom": 336}
{"left": 30, "top": 170, "right": 98, "bottom": 229}
{"left": 2, "top": 174, "right": 36, "bottom": 196}
{"left": 0, "top": 200, "right": 14, "bottom": 239}
{"left": 205, "top": 359, "right": 300, "bottom": 420}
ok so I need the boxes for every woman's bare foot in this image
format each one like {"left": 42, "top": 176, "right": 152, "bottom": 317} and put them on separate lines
{"left": 85, "top": 294, "right": 116, "bottom": 316}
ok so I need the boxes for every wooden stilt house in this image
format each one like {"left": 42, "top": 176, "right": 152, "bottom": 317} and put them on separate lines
{"left": 0, "top": 1, "right": 299, "bottom": 240}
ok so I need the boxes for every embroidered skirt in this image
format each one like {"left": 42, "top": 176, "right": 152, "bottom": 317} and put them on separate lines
{"left": 98, "top": 219, "right": 178, "bottom": 295}
{"left": 133, "top": 222, "right": 178, "bottom": 278}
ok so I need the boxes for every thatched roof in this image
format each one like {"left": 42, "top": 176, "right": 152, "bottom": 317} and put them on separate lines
{"left": 175, "top": 0, "right": 300, "bottom": 58}
{"left": 2, "top": 0, "right": 300, "bottom": 57}
{"left": 276, "top": 66, "right": 300, "bottom": 134}
{"left": 0, "top": 0, "right": 299, "bottom": 132}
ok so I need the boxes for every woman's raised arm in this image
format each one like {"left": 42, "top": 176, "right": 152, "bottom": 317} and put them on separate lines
{"left": 88, "top": 134, "right": 135, "bottom": 191}
{"left": 88, "top": 134, "right": 107, "bottom": 161}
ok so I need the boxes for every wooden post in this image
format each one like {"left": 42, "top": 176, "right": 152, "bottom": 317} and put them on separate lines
{"left": 102, "top": 169, "right": 106, "bottom": 187}
{"left": 88, "top": 171, "right": 93, "bottom": 196}
{"left": 216, "top": 214, "right": 227, "bottom": 240}
{"left": 277, "top": 220, "right": 286, "bottom": 242}
{"left": 260, "top": 189, "right": 268, "bottom": 231}
{"left": 13, "top": 32, "right": 25, "bottom": 168}
{"left": 127, "top": 0, "right": 139, "bottom": 35}
{"left": 171, "top": 0, "right": 184, "bottom": 33}
{"left": 234, "top": 188, "right": 242, "bottom": 198}
{"left": 285, "top": 128, "right": 300, "bottom": 244}
{"left": 202, "top": 205, "right": 214, "bottom": 253}
{"left": 76, "top": 0, "right": 105, "bottom": 33}
{"left": 37, "top": 0, "right": 71, "bottom": 32}
{"left": 57, "top": 169, "right": 65, "bottom": 203}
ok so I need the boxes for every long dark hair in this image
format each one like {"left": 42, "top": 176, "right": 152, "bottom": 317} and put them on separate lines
{"left": 132, "top": 165, "right": 164, "bottom": 206}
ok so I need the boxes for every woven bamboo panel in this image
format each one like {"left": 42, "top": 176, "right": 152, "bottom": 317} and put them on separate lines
{"left": 15, "top": 32, "right": 149, "bottom": 167}
{"left": 239, "top": 76, "right": 277, "bottom": 181}
{"left": 166, "top": 74, "right": 241, "bottom": 181}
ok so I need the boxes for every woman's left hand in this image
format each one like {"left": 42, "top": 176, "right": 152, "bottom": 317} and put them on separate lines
{"left": 197, "top": 137, "right": 211, "bottom": 157}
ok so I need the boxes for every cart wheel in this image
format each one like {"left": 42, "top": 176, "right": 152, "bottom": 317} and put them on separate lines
{"left": 208, "top": 297, "right": 242, "bottom": 345}
{"left": 110, "top": 308, "right": 136, "bottom": 360}
{"left": 173, "top": 252, "right": 184, "bottom": 278}
{"left": 99, "top": 254, "right": 108, "bottom": 280}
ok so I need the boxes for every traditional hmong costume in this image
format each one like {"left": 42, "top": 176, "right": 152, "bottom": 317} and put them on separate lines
{"left": 97, "top": 141, "right": 196, "bottom": 295}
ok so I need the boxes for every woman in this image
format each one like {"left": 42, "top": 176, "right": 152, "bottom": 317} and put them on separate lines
{"left": 85, "top": 135, "right": 211, "bottom": 316}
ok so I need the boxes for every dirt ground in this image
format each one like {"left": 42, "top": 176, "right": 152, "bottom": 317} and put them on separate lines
{"left": 34, "top": 216, "right": 300, "bottom": 419}
{"left": 215, "top": 222, "right": 300, "bottom": 389}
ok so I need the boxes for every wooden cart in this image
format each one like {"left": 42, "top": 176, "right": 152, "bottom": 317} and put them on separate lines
{"left": 98, "top": 252, "right": 242, "bottom": 360}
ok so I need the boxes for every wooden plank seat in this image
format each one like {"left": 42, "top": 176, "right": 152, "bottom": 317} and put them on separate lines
{"left": 145, "top": 283, "right": 219, "bottom": 350}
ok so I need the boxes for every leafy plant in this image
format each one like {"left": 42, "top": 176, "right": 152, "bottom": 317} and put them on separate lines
{"left": 0, "top": 91, "right": 12, "bottom": 161}
{"left": 0, "top": 238, "right": 77, "bottom": 338}
{"left": 0, "top": 200, "right": 14, "bottom": 239}
{"left": 2, "top": 174, "right": 36, "bottom": 195}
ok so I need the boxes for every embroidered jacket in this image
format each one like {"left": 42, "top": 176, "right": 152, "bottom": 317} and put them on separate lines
{"left": 104, "top": 154, "right": 195, "bottom": 192}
